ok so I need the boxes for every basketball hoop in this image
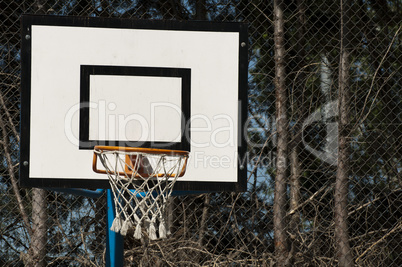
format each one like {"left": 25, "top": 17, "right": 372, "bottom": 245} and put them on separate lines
{"left": 93, "top": 146, "right": 189, "bottom": 240}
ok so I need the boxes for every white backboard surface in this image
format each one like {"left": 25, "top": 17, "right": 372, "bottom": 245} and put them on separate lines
{"left": 20, "top": 15, "right": 248, "bottom": 191}
{"left": 88, "top": 75, "right": 182, "bottom": 142}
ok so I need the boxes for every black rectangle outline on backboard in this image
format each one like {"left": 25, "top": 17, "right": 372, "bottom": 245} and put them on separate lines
{"left": 20, "top": 15, "right": 248, "bottom": 192}
{"left": 80, "top": 65, "right": 191, "bottom": 151}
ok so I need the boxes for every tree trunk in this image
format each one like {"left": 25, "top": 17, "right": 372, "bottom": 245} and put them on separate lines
{"left": 288, "top": 0, "right": 307, "bottom": 263}
{"left": 335, "top": 0, "right": 353, "bottom": 266}
{"left": 198, "top": 194, "right": 211, "bottom": 246}
{"left": 273, "top": 0, "right": 289, "bottom": 265}
{"left": 31, "top": 188, "right": 47, "bottom": 267}
{"left": 288, "top": 147, "right": 300, "bottom": 261}
{"left": 29, "top": 3, "right": 48, "bottom": 266}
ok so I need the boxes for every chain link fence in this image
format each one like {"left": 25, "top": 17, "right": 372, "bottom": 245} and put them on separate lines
{"left": 1, "top": 0, "right": 401, "bottom": 266}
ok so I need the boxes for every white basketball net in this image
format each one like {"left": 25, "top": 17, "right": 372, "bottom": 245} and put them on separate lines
{"left": 94, "top": 148, "right": 188, "bottom": 240}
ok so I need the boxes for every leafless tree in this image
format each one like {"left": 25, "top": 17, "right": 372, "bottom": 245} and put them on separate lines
{"left": 335, "top": 0, "right": 353, "bottom": 265}
{"left": 273, "top": 0, "right": 289, "bottom": 265}
{"left": 30, "top": 2, "right": 49, "bottom": 266}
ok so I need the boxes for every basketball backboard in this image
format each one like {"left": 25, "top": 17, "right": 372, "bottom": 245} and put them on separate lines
{"left": 20, "top": 15, "right": 248, "bottom": 191}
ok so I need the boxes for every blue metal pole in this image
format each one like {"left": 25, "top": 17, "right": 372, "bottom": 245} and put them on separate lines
{"left": 106, "top": 189, "right": 124, "bottom": 267}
